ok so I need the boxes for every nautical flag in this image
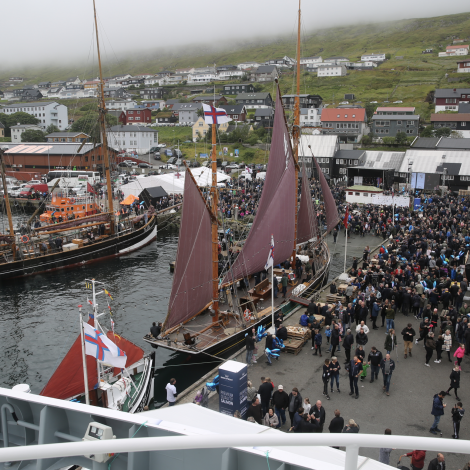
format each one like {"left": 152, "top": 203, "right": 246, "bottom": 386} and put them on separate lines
{"left": 87, "top": 182, "right": 96, "bottom": 195}
{"left": 110, "top": 318, "right": 115, "bottom": 335}
{"left": 83, "top": 323, "right": 127, "bottom": 368}
{"left": 246, "top": 166, "right": 252, "bottom": 174}
{"left": 87, "top": 299, "right": 93, "bottom": 306}
{"left": 343, "top": 206, "right": 349, "bottom": 229}
{"left": 202, "top": 103, "right": 232, "bottom": 125}
{"left": 104, "top": 289, "right": 113, "bottom": 300}
{"left": 265, "top": 235, "right": 275, "bottom": 270}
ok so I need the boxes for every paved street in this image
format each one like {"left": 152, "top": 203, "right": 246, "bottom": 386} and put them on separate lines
{"left": 206, "top": 233, "right": 469, "bottom": 469}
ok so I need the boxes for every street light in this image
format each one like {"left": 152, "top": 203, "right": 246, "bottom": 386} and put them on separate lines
{"left": 407, "top": 159, "right": 413, "bottom": 191}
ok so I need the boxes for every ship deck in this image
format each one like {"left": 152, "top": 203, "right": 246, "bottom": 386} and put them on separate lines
{"left": 144, "top": 242, "right": 331, "bottom": 354}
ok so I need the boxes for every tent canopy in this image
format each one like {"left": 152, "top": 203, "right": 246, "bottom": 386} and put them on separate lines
{"left": 120, "top": 194, "right": 139, "bottom": 205}
{"left": 141, "top": 186, "right": 168, "bottom": 199}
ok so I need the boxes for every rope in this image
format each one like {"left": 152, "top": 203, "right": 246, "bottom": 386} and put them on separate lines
{"left": 107, "top": 420, "right": 148, "bottom": 469}
{"left": 265, "top": 450, "right": 271, "bottom": 470}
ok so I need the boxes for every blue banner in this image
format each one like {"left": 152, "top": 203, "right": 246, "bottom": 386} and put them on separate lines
{"left": 219, "top": 360, "right": 248, "bottom": 418}
{"left": 413, "top": 198, "right": 421, "bottom": 211}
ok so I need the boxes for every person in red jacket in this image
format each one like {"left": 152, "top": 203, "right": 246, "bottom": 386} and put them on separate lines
{"left": 399, "top": 450, "right": 426, "bottom": 470}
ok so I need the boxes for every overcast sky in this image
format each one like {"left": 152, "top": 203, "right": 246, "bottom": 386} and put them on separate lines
{"left": 3, "top": 0, "right": 470, "bottom": 68}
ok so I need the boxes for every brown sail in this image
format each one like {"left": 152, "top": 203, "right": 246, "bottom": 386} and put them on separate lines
{"left": 163, "top": 167, "right": 213, "bottom": 330}
{"left": 297, "top": 160, "right": 318, "bottom": 244}
{"left": 224, "top": 90, "right": 296, "bottom": 283}
{"left": 313, "top": 155, "right": 339, "bottom": 234}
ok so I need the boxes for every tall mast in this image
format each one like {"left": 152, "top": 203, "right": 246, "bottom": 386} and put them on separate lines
{"left": 93, "top": 0, "right": 114, "bottom": 233}
{"left": 0, "top": 147, "right": 16, "bottom": 260}
{"left": 291, "top": 0, "right": 301, "bottom": 266}
{"left": 211, "top": 114, "right": 219, "bottom": 324}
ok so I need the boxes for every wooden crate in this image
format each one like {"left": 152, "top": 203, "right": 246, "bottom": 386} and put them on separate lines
{"left": 326, "top": 294, "right": 346, "bottom": 303}
{"left": 283, "top": 337, "right": 307, "bottom": 355}
{"left": 286, "top": 326, "right": 310, "bottom": 340}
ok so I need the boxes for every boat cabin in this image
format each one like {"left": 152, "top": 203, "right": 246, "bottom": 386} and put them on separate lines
{"left": 40, "top": 193, "right": 100, "bottom": 223}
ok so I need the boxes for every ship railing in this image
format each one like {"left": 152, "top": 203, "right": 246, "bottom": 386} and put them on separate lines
{"left": 0, "top": 432, "right": 468, "bottom": 470}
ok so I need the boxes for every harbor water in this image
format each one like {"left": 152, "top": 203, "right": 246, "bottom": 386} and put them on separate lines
{"left": 0, "top": 224, "right": 373, "bottom": 406}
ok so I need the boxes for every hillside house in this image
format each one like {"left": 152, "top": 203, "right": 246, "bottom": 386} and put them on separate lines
{"left": 126, "top": 108, "right": 152, "bottom": 125}
{"left": 0, "top": 122, "right": 4, "bottom": 138}
{"left": 321, "top": 107, "right": 368, "bottom": 143}
{"left": 457, "top": 60, "right": 470, "bottom": 73}
{"left": 103, "top": 87, "right": 128, "bottom": 99}
{"left": 300, "top": 56, "right": 322, "bottom": 66}
{"left": 371, "top": 115, "right": 420, "bottom": 138}
{"left": 171, "top": 103, "right": 202, "bottom": 125}
{"left": 317, "top": 64, "right": 347, "bottom": 77}
{"left": 223, "top": 83, "right": 255, "bottom": 95}
{"left": 141, "top": 100, "right": 166, "bottom": 110}
{"left": 300, "top": 108, "right": 322, "bottom": 127}
{"left": 434, "top": 88, "right": 470, "bottom": 112}
{"left": 254, "top": 107, "right": 274, "bottom": 128}
{"left": 236, "top": 92, "right": 273, "bottom": 109}
{"left": 237, "top": 62, "right": 262, "bottom": 70}
{"left": 250, "top": 65, "right": 279, "bottom": 82}
{"left": 156, "top": 113, "right": 177, "bottom": 126}
{"left": 361, "top": 53, "right": 386, "bottom": 62}
{"left": 446, "top": 45, "right": 469, "bottom": 56}
{"left": 38, "top": 82, "right": 51, "bottom": 89}
{"left": 265, "top": 56, "right": 295, "bottom": 67}
{"left": 107, "top": 100, "right": 138, "bottom": 111}
{"left": 2, "top": 101, "right": 68, "bottom": 130}
{"left": 282, "top": 94, "right": 323, "bottom": 110}
{"left": 218, "top": 104, "right": 247, "bottom": 122}
{"left": 218, "top": 69, "right": 245, "bottom": 80}
{"left": 324, "top": 56, "right": 349, "bottom": 64}
{"left": 83, "top": 81, "right": 100, "bottom": 90}
{"left": 192, "top": 116, "right": 230, "bottom": 142}
{"left": 299, "top": 135, "right": 339, "bottom": 178}
{"left": 192, "top": 95, "right": 228, "bottom": 106}
{"left": 107, "top": 125, "right": 157, "bottom": 153}
{"left": 11, "top": 124, "right": 44, "bottom": 142}
{"left": 187, "top": 73, "right": 217, "bottom": 84}
{"left": 376, "top": 107, "right": 415, "bottom": 115}
{"left": 431, "top": 113, "right": 470, "bottom": 137}
{"left": 139, "top": 88, "right": 165, "bottom": 100}
{"left": 46, "top": 132, "right": 90, "bottom": 143}
{"left": 144, "top": 76, "right": 161, "bottom": 86}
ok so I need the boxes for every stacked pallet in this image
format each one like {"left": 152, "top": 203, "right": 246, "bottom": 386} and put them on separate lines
{"left": 284, "top": 326, "right": 310, "bottom": 355}
{"left": 326, "top": 293, "right": 346, "bottom": 303}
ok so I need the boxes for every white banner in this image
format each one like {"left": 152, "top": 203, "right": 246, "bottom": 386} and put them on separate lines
{"left": 354, "top": 176, "right": 363, "bottom": 185}
{"left": 371, "top": 194, "right": 410, "bottom": 207}
{"left": 416, "top": 173, "right": 425, "bottom": 190}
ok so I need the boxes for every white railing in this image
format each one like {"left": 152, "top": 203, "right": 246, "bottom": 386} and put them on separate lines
{"left": 0, "top": 434, "right": 468, "bottom": 470}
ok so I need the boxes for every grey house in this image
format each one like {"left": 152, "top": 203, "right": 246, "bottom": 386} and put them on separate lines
{"left": 172, "top": 103, "right": 202, "bottom": 125}
{"left": 250, "top": 65, "right": 279, "bottom": 82}
{"left": 103, "top": 87, "right": 127, "bottom": 98}
{"left": 371, "top": 114, "right": 420, "bottom": 138}
{"left": 223, "top": 83, "right": 254, "bottom": 95}
{"left": 139, "top": 88, "right": 165, "bottom": 100}
{"left": 282, "top": 94, "right": 322, "bottom": 110}
{"left": 236, "top": 92, "right": 273, "bottom": 109}
{"left": 254, "top": 107, "right": 274, "bottom": 128}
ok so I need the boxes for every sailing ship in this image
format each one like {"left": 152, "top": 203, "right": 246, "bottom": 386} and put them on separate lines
{"left": 0, "top": 0, "right": 157, "bottom": 282}
{"left": 143, "top": 1, "right": 339, "bottom": 357}
{"left": 40, "top": 279, "right": 155, "bottom": 413}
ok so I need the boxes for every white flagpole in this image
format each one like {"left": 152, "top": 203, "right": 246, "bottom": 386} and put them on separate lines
{"left": 343, "top": 227, "right": 348, "bottom": 274}
{"left": 271, "top": 265, "right": 274, "bottom": 328}
{"left": 79, "top": 307, "right": 90, "bottom": 406}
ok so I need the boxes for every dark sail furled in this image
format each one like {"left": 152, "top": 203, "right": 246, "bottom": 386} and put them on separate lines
{"left": 163, "top": 167, "right": 213, "bottom": 330}
{"left": 313, "top": 155, "right": 339, "bottom": 234}
{"left": 224, "top": 90, "right": 296, "bottom": 283}
{"left": 297, "top": 160, "right": 318, "bottom": 244}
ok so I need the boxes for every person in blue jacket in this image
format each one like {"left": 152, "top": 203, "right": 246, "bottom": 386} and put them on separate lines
{"left": 299, "top": 313, "right": 309, "bottom": 327}
{"left": 430, "top": 391, "right": 447, "bottom": 435}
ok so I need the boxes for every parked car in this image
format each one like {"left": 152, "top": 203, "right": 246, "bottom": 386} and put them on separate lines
{"left": 226, "top": 163, "right": 239, "bottom": 170}
{"left": 167, "top": 157, "right": 177, "bottom": 165}
{"left": 370, "top": 101, "right": 378, "bottom": 104}
{"left": 174, "top": 149, "right": 183, "bottom": 158}
{"left": 138, "top": 163, "right": 152, "bottom": 168}
{"left": 118, "top": 162, "right": 129, "bottom": 168}
{"left": 160, "top": 163, "right": 177, "bottom": 170}
{"left": 188, "top": 160, "right": 201, "bottom": 168}
{"left": 394, "top": 100, "right": 403, "bottom": 103}
{"left": 19, "top": 184, "right": 48, "bottom": 199}
{"left": 9, "top": 186, "right": 23, "bottom": 197}
{"left": 153, "top": 152, "right": 161, "bottom": 160}
{"left": 158, "top": 143, "right": 167, "bottom": 148}
{"left": 123, "top": 160, "right": 136, "bottom": 167}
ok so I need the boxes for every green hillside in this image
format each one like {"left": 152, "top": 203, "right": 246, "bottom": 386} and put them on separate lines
{"left": 2, "top": 12, "right": 470, "bottom": 121}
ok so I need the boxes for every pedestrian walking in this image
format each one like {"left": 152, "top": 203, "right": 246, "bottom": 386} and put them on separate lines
{"left": 258, "top": 377, "right": 274, "bottom": 417}
{"left": 312, "top": 329, "right": 322, "bottom": 357}
{"left": 445, "top": 365, "right": 461, "bottom": 400}
{"left": 281, "top": 271, "right": 288, "bottom": 298}
{"left": 343, "top": 329, "right": 354, "bottom": 364}
{"left": 380, "top": 353, "right": 395, "bottom": 396}
{"left": 245, "top": 329, "right": 255, "bottom": 365}
{"left": 427, "top": 453, "right": 446, "bottom": 470}
{"left": 328, "top": 356, "right": 341, "bottom": 393}
{"left": 322, "top": 359, "right": 331, "bottom": 400}
{"left": 385, "top": 304, "right": 395, "bottom": 334}
{"left": 443, "top": 330, "right": 452, "bottom": 362}
{"left": 165, "top": 378, "right": 177, "bottom": 406}
{"left": 451, "top": 402, "right": 465, "bottom": 439}
{"left": 287, "top": 388, "right": 302, "bottom": 427}
{"left": 384, "top": 328, "right": 397, "bottom": 354}
{"left": 399, "top": 450, "right": 426, "bottom": 470}
{"left": 425, "top": 332, "right": 437, "bottom": 367}
{"left": 311, "top": 400, "right": 326, "bottom": 432}
{"left": 435, "top": 335, "right": 444, "bottom": 364}
{"left": 368, "top": 346, "right": 383, "bottom": 383}
{"left": 453, "top": 343, "right": 465, "bottom": 367}
{"left": 328, "top": 409, "right": 344, "bottom": 435}
{"left": 272, "top": 385, "right": 289, "bottom": 428}
{"left": 429, "top": 391, "right": 446, "bottom": 435}
{"left": 401, "top": 323, "right": 416, "bottom": 359}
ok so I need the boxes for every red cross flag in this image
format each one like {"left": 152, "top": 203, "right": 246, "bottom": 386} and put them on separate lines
{"left": 202, "top": 103, "right": 231, "bottom": 125}
{"left": 83, "top": 323, "right": 127, "bottom": 368}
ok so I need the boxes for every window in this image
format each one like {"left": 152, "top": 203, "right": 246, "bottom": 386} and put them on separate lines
{"left": 407, "top": 121, "right": 414, "bottom": 125}
{"left": 375, "top": 120, "right": 390, "bottom": 127}
{"left": 129, "top": 117, "right": 134, "bottom": 120}
{"left": 129, "top": 111, "right": 134, "bottom": 114}
{"left": 339, "top": 168, "right": 346, "bottom": 174}
{"left": 461, "top": 122, "right": 467, "bottom": 126}
{"left": 354, "top": 161, "right": 358, "bottom": 165}
{"left": 397, "top": 120, "right": 402, "bottom": 125}
{"left": 446, "top": 98, "right": 457, "bottom": 104}
{"left": 355, "top": 192, "right": 360, "bottom": 196}
{"left": 444, "top": 175, "right": 454, "bottom": 180}
{"left": 363, "top": 193, "right": 368, "bottom": 197}
{"left": 406, "top": 129, "right": 414, "bottom": 134}
{"left": 322, "top": 168, "right": 329, "bottom": 174}
{"left": 461, "top": 176, "right": 470, "bottom": 181}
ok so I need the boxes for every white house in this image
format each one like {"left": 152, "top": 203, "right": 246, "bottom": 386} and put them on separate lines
{"left": 217, "top": 70, "right": 245, "bottom": 80}
{"left": 300, "top": 108, "right": 322, "bottom": 127}
{"left": 162, "top": 75, "right": 183, "bottom": 85}
{"left": 361, "top": 53, "right": 386, "bottom": 62}
{"left": 457, "top": 60, "right": 470, "bottom": 73}
{"left": 144, "top": 76, "right": 160, "bottom": 86}
{"left": 172, "top": 103, "right": 202, "bottom": 125}
{"left": 10, "top": 124, "right": 44, "bottom": 142}
{"left": 107, "top": 100, "right": 138, "bottom": 111}
{"left": 2, "top": 101, "right": 68, "bottom": 130}
{"left": 446, "top": 45, "right": 469, "bottom": 56}
{"left": 107, "top": 125, "right": 158, "bottom": 154}
{"left": 59, "top": 88, "right": 97, "bottom": 99}
{"left": 317, "top": 64, "right": 347, "bottom": 77}
{"left": 187, "top": 73, "right": 217, "bottom": 84}
{"left": 237, "top": 62, "right": 262, "bottom": 70}
{"left": 300, "top": 56, "right": 322, "bottom": 66}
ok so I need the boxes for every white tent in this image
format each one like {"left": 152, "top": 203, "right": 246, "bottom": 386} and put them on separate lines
{"left": 120, "top": 169, "right": 231, "bottom": 199}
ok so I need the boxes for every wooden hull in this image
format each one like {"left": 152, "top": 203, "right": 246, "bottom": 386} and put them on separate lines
{"left": 0, "top": 216, "right": 157, "bottom": 282}
{"left": 143, "top": 243, "right": 331, "bottom": 358}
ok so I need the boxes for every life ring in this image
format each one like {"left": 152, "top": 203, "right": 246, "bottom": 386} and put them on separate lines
{"left": 21, "top": 235, "right": 29, "bottom": 243}
{"left": 243, "top": 309, "right": 252, "bottom": 322}
{"left": 70, "top": 198, "right": 76, "bottom": 204}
